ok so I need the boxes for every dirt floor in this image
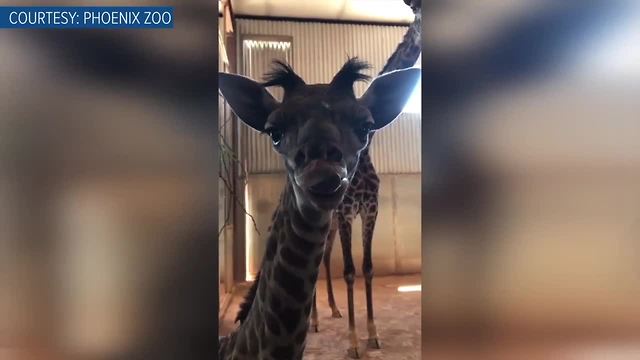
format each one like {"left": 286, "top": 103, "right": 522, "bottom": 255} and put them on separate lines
{"left": 220, "top": 274, "right": 421, "bottom": 359}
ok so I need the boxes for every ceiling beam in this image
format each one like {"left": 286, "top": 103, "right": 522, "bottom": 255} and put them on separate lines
{"left": 221, "top": 0, "right": 235, "bottom": 34}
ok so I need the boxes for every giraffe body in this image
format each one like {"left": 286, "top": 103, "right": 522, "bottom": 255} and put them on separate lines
{"left": 219, "top": 58, "right": 420, "bottom": 359}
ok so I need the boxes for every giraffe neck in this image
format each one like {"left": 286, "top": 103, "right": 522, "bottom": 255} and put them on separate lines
{"left": 221, "top": 178, "right": 331, "bottom": 360}
{"left": 357, "top": 145, "right": 376, "bottom": 174}
{"left": 359, "top": 142, "right": 371, "bottom": 158}
{"left": 379, "top": 5, "right": 421, "bottom": 75}
{"left": 359, "top": 5, "right": 420, "bottom": 161}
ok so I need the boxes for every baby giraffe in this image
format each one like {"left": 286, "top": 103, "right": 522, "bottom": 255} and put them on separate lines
{"left": 217, "top": 58, "right": 419, "bottom": 360}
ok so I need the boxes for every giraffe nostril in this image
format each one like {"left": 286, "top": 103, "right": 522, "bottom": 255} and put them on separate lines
{"left": 308, "top": 174, "right": 342, "bottom": 195}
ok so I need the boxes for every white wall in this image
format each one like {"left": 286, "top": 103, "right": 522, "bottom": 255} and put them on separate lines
{"left": 245, "top": 173, "right": 421, "bottom": 279}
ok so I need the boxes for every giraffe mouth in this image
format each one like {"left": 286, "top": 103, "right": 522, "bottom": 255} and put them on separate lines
{"left": 308, "top": 175, "right": 344, "bottom": 195}
{"left": 295, "top": 160, "right": 348, "bottom": 207}
{"left": 306, "top": 177, "right": 348, "bottom": 209}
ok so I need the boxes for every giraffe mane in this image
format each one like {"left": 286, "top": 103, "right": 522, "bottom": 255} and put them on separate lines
{"left": 235, "top": 270, "right": 260, "bottom": 323}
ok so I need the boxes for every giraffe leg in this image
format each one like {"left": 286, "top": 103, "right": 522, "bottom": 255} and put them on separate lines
{"left": 324, "top": 220, "right": 342, "bottom": 318}
{"left": 339, "top": 216, "right": 360, "bottom": 358}
{"left": 362, "top": 208, "right": 381, "bottom": 349}
{"left": 311, "top": 290, "right": 319, "bottom": 332}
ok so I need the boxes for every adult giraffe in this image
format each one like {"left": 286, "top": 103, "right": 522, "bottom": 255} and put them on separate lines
{"left": 311, "top": 0, "right": 422, "bottom": 358}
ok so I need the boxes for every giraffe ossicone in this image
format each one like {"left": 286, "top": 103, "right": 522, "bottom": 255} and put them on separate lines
{"left": 218, "top": 59, "right": 419, "bottom": 359}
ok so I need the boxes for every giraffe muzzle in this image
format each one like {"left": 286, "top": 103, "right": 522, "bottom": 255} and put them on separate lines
{"left": 308, "top": 174, "right": 343, "bottom": 195}
{"left": 295, "top": 159, "right": 349, "bottom": 207}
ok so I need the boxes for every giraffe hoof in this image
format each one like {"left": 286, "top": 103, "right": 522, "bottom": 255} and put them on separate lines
{"left": 331, "top": 309, "right": 342, "bottom": 318}
{"left": 348, "top": 346, "right": 361, "bottom": 359}
{"left": 367, "top": 337, "right": 382, "bottom": 349}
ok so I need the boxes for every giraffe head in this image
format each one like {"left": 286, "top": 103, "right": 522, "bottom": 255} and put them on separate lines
{"left": 219, "top": 58, "right": 419, "bottom": 212}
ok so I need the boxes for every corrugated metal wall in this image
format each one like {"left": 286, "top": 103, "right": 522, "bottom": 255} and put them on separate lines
{"left": 241, "top": 39, "right": 292, "bottom": 102}
{"left": 236, "top": 18, "right": 421, "bottom": 174}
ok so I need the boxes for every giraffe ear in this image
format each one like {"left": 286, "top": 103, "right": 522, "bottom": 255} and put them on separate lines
{"left": 219, "top": 72, "right": 279, "bottom": 132}
{"left": 359, "top": 68, "right": 421, "bottom": 130}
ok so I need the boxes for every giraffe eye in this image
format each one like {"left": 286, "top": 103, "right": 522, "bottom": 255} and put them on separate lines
{"left": 267, "top": 128, "right": 283, "bottom": 146}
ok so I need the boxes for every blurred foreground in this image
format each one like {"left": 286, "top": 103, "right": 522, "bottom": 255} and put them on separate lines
{"left": 0, "top": 1, "right": 219, "bottom": 359}
{"left": 422, "top": 1, "right": 640, "bottom": 358}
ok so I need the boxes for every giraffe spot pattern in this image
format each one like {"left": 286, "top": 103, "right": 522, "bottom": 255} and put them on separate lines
{"left": 265, "top": 237, "right": 278, "bottom": 261}
{"left": 270, "top": 293, "right": 282, "bottom": 312}
{"left": 289, "top": 232, "right": 316, "bottom": 254}
{"left": 291, "top": 210, "right": 314, "bottom": 234}
{"left": 280, "top": 246, "right": 307, "bottom": 269}
{"left": 265, "top": 310, "right": 281, "bottom": 336}
{"left": 271, "top": 345, "right": 294, "bottom": 359}
{"left": 259, "top": 275, "right": 267, "bottom": 303}
{"left": 273, "top": 263, "right": 306, "bottom": 303}
{"left": 247, "top": 330, "right": 259, "bottom": 354}
{"left": 236, "top": 333, "right": 248, "bottom": 355}
{"left": 276, "top": 306, "right": 300, "bottom": 334}
{"left": 258, "top": 324, "right": 266, "bottom": 345}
